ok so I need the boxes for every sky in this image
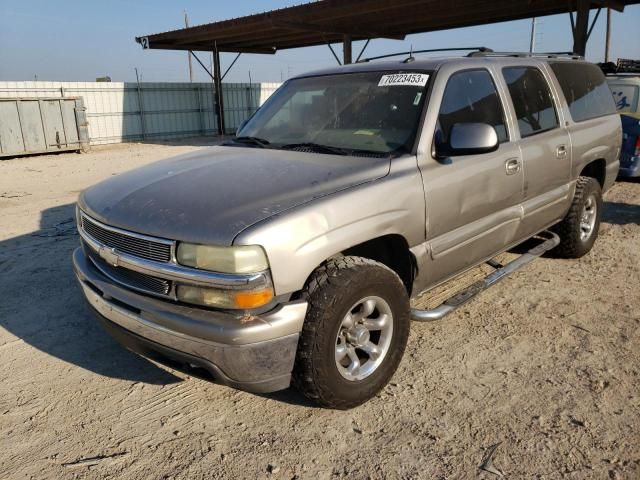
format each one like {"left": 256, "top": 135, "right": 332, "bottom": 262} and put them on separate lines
{"left": 0, "top": 1, "right": 639, "bottom": 84}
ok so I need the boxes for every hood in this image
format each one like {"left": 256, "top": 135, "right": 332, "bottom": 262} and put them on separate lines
{"left": 79, "top": 145, "right": 390, "bottom": 245}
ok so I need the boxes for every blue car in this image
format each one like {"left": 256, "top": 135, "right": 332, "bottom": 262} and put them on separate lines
{"left": 608, "top": 76, "right": 640, "bottom": 178}
{"left": 619, "top": 113, "right": 640, "bottom": 177}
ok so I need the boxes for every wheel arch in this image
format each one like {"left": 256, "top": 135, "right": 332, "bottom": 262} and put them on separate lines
{"left": 340, "top": 234, "right": 416, "bottom": 294}
{"left": 293, "top": 233, "right": 417, "bottom": 300}
{"left": 579, "top": 158, "right": 607, "bottom": 188}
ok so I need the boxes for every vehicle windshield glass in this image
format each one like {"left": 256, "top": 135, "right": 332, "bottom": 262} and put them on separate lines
{"left": 236, "top": 71, "right": 431, "bottom": 154}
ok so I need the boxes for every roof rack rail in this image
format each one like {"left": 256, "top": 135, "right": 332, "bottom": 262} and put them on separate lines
{"left": 468, "top": 51, "right": 583, "bottom": 59}
{"left": 599, "top": 58, "right": 640, "bottom": 75}
{"left": 357, "top": 47, "right": 493, "bottom": 63}
{"left": 617, "top": 58, "right": 640, "bottom": 73}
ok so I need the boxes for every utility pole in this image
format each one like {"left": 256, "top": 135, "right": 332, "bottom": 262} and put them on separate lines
{"left": 529, "top": 17, "right": 537, "bottom": 53}
{"left": 605, "top": 8, "right": 612, "bottom": 63}
{"left": 184, "top": 10, "right": 193, "bottom": 82}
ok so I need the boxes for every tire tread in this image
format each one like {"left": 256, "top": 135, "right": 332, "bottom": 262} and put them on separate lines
{"left": 552, "top": 176, "right": 602, "bottom": 258}
{"left": 293, "top": 256, "right": 409, "bottom": 409}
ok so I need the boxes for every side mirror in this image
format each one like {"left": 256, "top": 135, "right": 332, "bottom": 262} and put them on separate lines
{"left": 436, "top": 123, "right": 499, "bottom": 158}
{"left": 236, "top": 119, "right": 249, "bottom": 137}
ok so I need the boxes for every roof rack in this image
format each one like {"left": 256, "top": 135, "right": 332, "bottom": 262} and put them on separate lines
{"left": 356, "top": 48, "right": 585, "bottom": 64}
{"left": 357, "top": 47, "right": 493, "bottom": 63}
{"left": 617, "top": 58, "right": 640, "bottom": 73}
{"left": 599, "top": 58, "right": 640, "bottom": 76}
{"left": 468, "top": 51, "right": 583, "bottom": 59}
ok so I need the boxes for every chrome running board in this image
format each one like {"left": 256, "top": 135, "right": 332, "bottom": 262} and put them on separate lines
{"left": 411, "top": 231, "right": 560, "bottom": 322}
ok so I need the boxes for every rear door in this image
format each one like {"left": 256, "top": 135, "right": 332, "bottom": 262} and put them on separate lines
{"left": 501, "top": 64, "right": 572, "bottom": 236}
{"left": 550, "top": 61, "right": 622, "bottom": 192}
{"left": 418, "top": 67, "right": 524, "bottom": 287}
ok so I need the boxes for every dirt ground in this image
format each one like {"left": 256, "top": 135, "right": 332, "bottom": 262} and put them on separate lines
{"left": 1, "top": 138, "right": 639, "bottom": 480}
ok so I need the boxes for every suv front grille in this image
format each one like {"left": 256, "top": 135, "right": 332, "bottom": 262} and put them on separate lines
{"left": 80, "top": 214, "right": 172, "bottom": 263}
{"left": 85, "top": 242, "right": 171, "bottom": 296}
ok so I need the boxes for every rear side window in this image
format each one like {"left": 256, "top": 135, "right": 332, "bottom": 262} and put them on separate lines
{"left": 550, "top": 62, "right": 617, "bottom": 122}
{"left": 503, "top": 67, "right": 559, "bottom": 138}
{"left": 437, "top": 69, "right": 508, "bottom": 144}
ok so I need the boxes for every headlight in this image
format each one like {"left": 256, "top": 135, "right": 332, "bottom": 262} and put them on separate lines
{"left": 176, "top": 243, "right": 269, "bottom": 274}
{"left": 176, "top": 284, "right": 273, "bottom": 309}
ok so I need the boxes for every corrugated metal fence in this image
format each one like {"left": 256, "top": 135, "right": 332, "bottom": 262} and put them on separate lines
{"left": 0, "top": 81, "right": 280, "bottom": 145}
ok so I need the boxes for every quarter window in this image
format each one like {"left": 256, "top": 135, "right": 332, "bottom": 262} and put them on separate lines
{"left": 503, "top": 67, "right": 559, "bottom": 138}
{"left": 437, "top": 69, "right": 508, "bottom": 144}
{"left": 550, "top": 62, "right": 617, "bottom": 122}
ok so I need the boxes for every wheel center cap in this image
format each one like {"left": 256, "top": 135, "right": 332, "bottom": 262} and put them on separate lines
{"left": 347, "top": 326, "right": 370, "bottom": 347}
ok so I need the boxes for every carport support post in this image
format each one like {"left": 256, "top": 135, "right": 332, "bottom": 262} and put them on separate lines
{"left": 573, "top": 0, "right": 590, "bottom": 56}
{"left": 343, "top": 34, "right": 352, "bottom": 65}
{"left": 212, "top": 43, "right": 226, "bottom": 135}
{"left": 605, "top": 8, "right": 612, "bottom": 63}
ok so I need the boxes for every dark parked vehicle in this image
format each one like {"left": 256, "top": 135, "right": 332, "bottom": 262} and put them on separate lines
{"left": 607, "top": 75, "right": 640, "bottom": 177}
{"left": 606, "top": 64, "right": 640, "bottom": 178}
{"left": 619, "top": 112, "right": 640, "bottom": 177}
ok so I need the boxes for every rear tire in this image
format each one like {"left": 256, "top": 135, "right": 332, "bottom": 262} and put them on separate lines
{"left": 293, "top": 256, "right": 410, "bottom": 409}
{"left": 552, "top": 176, "right": 602, "bottom": 258}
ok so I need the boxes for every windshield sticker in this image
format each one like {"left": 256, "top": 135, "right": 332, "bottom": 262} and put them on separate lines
{"left": 413, "top": 92, "right": 423, "bottom": 105}
{"left": 378, "top": 73, "right": 429, "bottom": 87}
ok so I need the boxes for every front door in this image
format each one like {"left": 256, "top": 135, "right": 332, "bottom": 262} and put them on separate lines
{"left": 419, "top": 67, "right": 524, "bottom": 288}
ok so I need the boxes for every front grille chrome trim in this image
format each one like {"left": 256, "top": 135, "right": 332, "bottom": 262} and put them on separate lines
{"left": 87, "top": 252, "right": 174, "bottom": 300}
{"left": 80, "top": 213, "right": 173, "bottom": 263}
{"left": 78, "top": 211, "right": 271, "bottom": 291}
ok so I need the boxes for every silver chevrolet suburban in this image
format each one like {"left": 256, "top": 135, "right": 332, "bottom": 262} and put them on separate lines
{"left": 73, "top": 51, "right": 620, "bottom": 409}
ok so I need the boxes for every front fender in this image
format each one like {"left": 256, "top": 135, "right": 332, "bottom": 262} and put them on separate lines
{"left": 233, "top": 156, "right": 426, "bottom": 296}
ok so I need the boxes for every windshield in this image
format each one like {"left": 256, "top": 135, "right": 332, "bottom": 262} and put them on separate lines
{"left": 235, "top": 71, "right": 431, "bottom": 154}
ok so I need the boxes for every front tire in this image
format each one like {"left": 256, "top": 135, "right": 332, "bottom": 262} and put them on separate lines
{"left": 293, "top": 256, "right": 410, "bottom": 409}
{"left": 552, "top": 176, "right": 603, "bottom": 258}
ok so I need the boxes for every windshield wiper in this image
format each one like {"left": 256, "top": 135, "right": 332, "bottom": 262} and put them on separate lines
{"left": 230, "top": 136, "right": 271, "bottom": 148}
{"left": 278, "top": 142, "right": 348, "bottom": 155}
{"left": 343, "top": 147, "right": 394, "bottom": 158}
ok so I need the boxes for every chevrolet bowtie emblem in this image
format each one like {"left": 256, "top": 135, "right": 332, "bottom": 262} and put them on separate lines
{"left": 99, "top": 246, "right": 120, "bottom": 267}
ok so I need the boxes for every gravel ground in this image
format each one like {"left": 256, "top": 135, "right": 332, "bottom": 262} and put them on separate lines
{"left": 1, "top": 139, "right": 639, "bottom": 479}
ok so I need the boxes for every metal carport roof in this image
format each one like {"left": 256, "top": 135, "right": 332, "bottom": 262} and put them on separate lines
{"left": 136, "top": 0, "right": 639, "bottom": 55}
{"left": 135, "top": 0, "right": 640, "bottom": 134}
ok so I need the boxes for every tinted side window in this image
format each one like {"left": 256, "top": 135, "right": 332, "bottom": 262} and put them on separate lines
{"left": 437, "top": 69, "right": 508, "bottom": 144}
{"left": 503, "top": 67, "right": 559, "bottom": 138}
{"left": 550, "top": 62, "right": 617, "bottom": 122}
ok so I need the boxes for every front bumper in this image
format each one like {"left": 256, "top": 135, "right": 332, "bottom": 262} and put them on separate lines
{"left": 73, "top": 248, "right": 308, "bottom": 393}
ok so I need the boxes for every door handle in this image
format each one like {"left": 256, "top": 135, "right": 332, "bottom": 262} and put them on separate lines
{"left": 556, "top": 145, "right": 568, "bottom": 159}
{"left": 505, "top": 158, "right": 521, "bottom": 175}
